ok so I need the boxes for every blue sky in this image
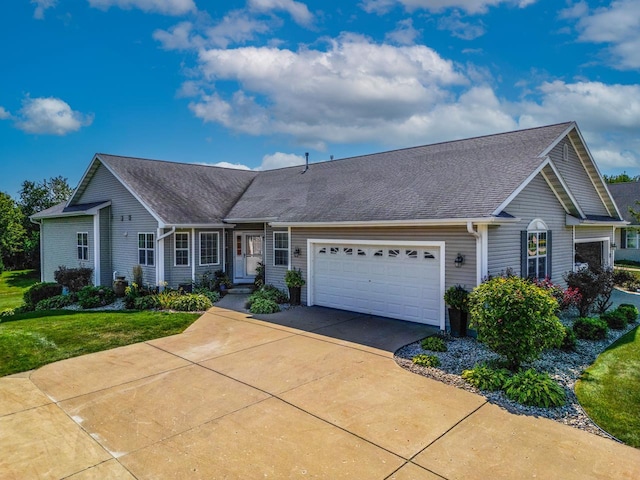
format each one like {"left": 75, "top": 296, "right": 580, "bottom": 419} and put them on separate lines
{"left": 1, "top": 0, "right": 639, "bottom": 198}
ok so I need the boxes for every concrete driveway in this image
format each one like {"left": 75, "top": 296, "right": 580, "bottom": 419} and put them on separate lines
{"left": 2, "top": 306, "right": 639, "bottom": 479}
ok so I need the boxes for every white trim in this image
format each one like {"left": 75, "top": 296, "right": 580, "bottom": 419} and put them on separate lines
{"left": 156, "top": 228, "right": 164, "bottom": 287}
{"left": 138, "top": 232, "right": 155, "bottom": 266}
{"left": 306, "top": 238, "right": 446, "bottom": 330}
{"left": 288, "top": 226, "right": 292, "bottom": 270}
{"left": 575, "top": 237, "right": 612, "bottom": 268}
{"left": 191, "top": 228, "right": 196, "bottom": 282}
{"left": 273, "top": 231, "right": 289, "bottom": 267}
{"left": 271, "top": 217, "right": 520, "bottom": 228}
{"left": 77, "top": 231, "right": 89, "bottom": 262}
{"left": 93, "top": 216, "right": 100, "bottom": 286}
{"left": 233, "top": 230, "right": 264, "bottom": 283}
{"left": 543, "top": 161, "right": 586, "bottom": 218}
{"left": 538, "top": 122, "right": 576, "bottom": 158}
{"left": 478, "top": 224, "right": 488, "bottom": 284}
{"left": 572, "top": 226, "right": 576, "bottom": 272}
{"left": 540, "top": 169, "right": 571, "bottom": 214}
{"left": 199, "top": 232, "right": 221, "bottom": 266}
{"left": 222, "top": 229, "right": 226, "bottom": 272}
{"left": 174, "top": 231, "right": 190, "bottom": 268}
{"left": 491, "top": 159, "right": 550, "bottom": 216}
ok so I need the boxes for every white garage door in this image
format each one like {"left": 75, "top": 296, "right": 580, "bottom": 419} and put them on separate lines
{"left": 311, "top": 242, "right": 442, "bottom": 325}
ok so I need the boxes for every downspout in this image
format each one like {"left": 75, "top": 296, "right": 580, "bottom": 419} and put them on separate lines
{"left": 156, "top": 227, "right": 176, "bottom": 289}
{"left": 30, "top": 218, "right": 44, "bottom": 282}
{"left": 611, "top": 225, "right": 616, "bottom": 267}
{"left": 572, "top": 226, "right": 576, "bottom": 271}
{"left": 467, "top": 222, "right": 483, "bottom": 286}
{"left": 191, "top": 227, "right": 196, "bottom": 284}
{"left": 288, "top": 226, "right": 292, "bottom": 270}
{"left": 93, "top": 213, "right": 101, "bottom": 286}
{"left": 222, "top": 228, "right": 226, "bottom": 274}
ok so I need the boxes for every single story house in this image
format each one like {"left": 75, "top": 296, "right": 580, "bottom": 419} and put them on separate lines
{"left": 32, "top": 121, "right": 626, "bottom": 329}
{"left": 608, "top": 182, "right": 640, "bottom": 262}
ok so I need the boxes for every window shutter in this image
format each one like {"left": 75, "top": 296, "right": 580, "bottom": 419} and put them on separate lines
{"left": 547, "top": 231, "right": 552, "bottom": 280}
{"left": 621, "top": 228, "right": 627, "bottom": 249}
{"left": 520, "top": 231, "right": 528, "bottom": 278}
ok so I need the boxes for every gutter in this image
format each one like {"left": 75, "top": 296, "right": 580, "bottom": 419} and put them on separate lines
{"left": 270, "top": 217, "right": 521, "bottom": 228}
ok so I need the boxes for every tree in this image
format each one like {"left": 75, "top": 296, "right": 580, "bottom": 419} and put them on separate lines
{"left": 603, "top": 172, "right": 640, "bottom": 183}
{"left": 0, "top": 192, "right": 27, "bottom": 270}
{"left": 18, "top": 176, "right": 73, "bottom": 269}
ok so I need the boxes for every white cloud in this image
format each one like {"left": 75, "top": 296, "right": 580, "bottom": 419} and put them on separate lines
{"left": 558, "top": 1, "right": 588, "bottom": 20}
{"left": 361, "top": 0, "right": 536, "bottom": 15}
{"left": 154, "top": 11, "right": 271, "bottom": 51}
{"left": 31, "top": 0, "right": 57, "bottom": 19}
{"left": 0, "top": 107, "right": 11, "bottom": 120}
{"left": 208, "top": 161, "right": 252, "bottom": 170}
{"left": 191, "top": 34, "right": 466, "bottom": 136}
{"left": 14, "top": 97, "right": 93, "bottom": 135}
{"left": 438, "top": 11, "right": 485, "bottom": 39}
{"left": 570, "top": 0, "right": 640, "bottom": 70}
{"left": 258, "top": 152, "right": 305, "bottom": 170}
{"left": 248, "top": 0, "right": 314, "bottom": 26}
{"left": 385, "top": 18, "right": 421, "bottom": 45}
{"left": 87, "top": 0, "right": 196, "bottom": 16}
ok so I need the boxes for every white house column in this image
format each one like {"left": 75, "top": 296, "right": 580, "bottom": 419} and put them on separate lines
{"left": 93, "top": 214, "right": 101, "bottom": 286}
{"left": 191, "top": 227, "right": 196, "bottom": 283}
{"left": 157, "top": 227, "right": 164, "bottom": 287}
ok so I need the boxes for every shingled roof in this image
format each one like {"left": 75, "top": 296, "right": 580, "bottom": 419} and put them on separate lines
{"left": 72, "top": 155, "right": 259, "bottom": 225}
{"left": 226, "top": 122, "right": 574, "bottom": 223}
{"left": 607, "top": 182, "right": 640, "bottom": 224}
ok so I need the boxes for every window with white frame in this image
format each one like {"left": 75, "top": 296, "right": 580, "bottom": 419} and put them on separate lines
{"left": 626, "top": 230, "right": 639, "bottom": 249}
{"left": 526, "top": 219, "right": 550, "bottom": 279}
{"left": 77, "top": 232, "right": 88, "bottom": 261}
{"left": 138, "top": 233, "right": 155, "bottom": 266}
{"left": 274, "top": 231, "right": 289, "bottom": 266}
{"left": 200, "top": 232, "right": 219, "bottom": 266}
{"left": 175, "top": 232, "right": 190, "bottom": 266}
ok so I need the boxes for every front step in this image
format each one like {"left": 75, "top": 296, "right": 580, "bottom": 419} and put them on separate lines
{"left": 226, "top": 286, "right": 254, "bottom": 295}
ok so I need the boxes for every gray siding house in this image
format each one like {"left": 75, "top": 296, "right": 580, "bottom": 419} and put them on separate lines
{"left": 32, "top": 122, "right": 625, "bottom": 329}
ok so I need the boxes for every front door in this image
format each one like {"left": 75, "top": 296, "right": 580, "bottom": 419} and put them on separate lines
{"left": 234, "top": 232, "right": 263, "bottom": 283}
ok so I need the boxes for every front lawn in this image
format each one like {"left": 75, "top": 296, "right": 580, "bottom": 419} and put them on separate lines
{"left": 575, "top": 326, "right": 640, "bottom": 448}
{"left": 0, "top": 269, "right": 39, "bottom": 310}
{"left": 0, "top": 310, "right": 199, "bottom": 376}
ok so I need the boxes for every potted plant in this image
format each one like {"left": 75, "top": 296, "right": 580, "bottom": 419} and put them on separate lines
{"left": 284, "top": 268, "right": 305, "bottom": 306}
{"left": 444, "top": 284, "right": 469, "bottom": 337}
{"left": 113, "top": 275, "right": 129, "bottom": 297}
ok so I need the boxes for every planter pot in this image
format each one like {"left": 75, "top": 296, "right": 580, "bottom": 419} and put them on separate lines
{"left": 113, "top": 279, "right": 129, "bottom": 297}
{"left": 448, "top": 308, "right": 468, "bottom": 337}
{"left": 288, "top": 286, "right": 301, "bottom": 306}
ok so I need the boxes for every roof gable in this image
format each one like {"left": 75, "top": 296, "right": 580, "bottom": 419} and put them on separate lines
{"left": 69, "top": 154, "right": 258, "bottom": 226}
{"left": 608, "top": 182, "right": 640, "bottom": 224}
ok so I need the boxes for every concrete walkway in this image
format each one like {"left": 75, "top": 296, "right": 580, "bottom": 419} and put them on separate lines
{"left": 1, "top": 306, "right": 639, "bottom": 479}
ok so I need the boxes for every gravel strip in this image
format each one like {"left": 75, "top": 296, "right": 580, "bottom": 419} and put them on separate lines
{"left": 395, "top": 317, "right": 638, "bottom": 441}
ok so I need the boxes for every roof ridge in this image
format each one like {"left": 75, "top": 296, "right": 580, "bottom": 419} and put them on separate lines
{"left": 262, "top": 121, "right": 576, "bottom": 171}
{"left": 97, "top": 153, "right": 258, "bottom": 174}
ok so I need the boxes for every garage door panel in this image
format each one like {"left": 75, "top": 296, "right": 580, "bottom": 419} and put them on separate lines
{"left": 312, "top": 243, "right": 441, "bottom": 325}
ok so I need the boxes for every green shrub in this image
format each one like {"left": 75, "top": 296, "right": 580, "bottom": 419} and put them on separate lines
{"left": 573, "top": 317, "right": 608, "bottom": 340}
{"left": 1, "top": 308, "right": 15, "bottom": 319}
{"left": 53, "top": 266, "right": 93, "bottom": 292}
{"left": 412, "top": 354, "right": 441, "bottom": 368}
{"left": 153, "top": 290, "right": 180, "bottom": 310}
{"left": 23, "top": 282, "right": 63, "bottom": 308}
{"left": 249, "top": 297, "right": 280, "bottom": 314}
{"left": 193, "top": 287, "right": 220, "bottom": 304}
{"left": 247, "top": 285, "right": 288, "bottom": 308}
{"left": 284, "top": 268, "right": 306, "bottom": 288}
{"left": 504, "top": 369, "right": 565, "bottom": 408}
{"left": 35, "top": 293, "right": 77, "bottom": 310}
{"left": 420, "top": 336, "right": 447, "bottom": 352}
{"left": 444, "top": 285, "right": 469, "bottom": 311}
{"left": 560, "top": 325, "right": 577, "bottom": 351}
{"left": 134, "top": 295, "right": 159, "bottom": 310}
{"left": 600, "top": 310, "right": 628, "bottom": 330}
{"left": 169, "top": 293, "right": 213, "bottom": 312}
{"left": 617, "top": 304, "right": 639, "bottom": 323}
{"left": 468, "top": 276, "right": 564, "bottom": 370}
{"left": 77, "top": 286, "right": 116, "bottom": 309}
{"left": 462, "top": 364, "right": 511, "bottom": 391}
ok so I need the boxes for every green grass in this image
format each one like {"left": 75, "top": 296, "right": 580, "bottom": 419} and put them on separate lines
{"left": 0, "top": 310, "right": 199, "bottom": 376}
{"left": 0, "top": 269, "right": 39, "bottom": 310}
{"left": 575, "top": 326, "right": 640, "bottom": 447}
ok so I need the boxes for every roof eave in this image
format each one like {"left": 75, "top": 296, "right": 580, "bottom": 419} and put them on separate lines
{"left": 269, "top": 217, "right": 521, "bottom": 228}
{"left": 30, "top": 201, "right": 112, "bottom": 220}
